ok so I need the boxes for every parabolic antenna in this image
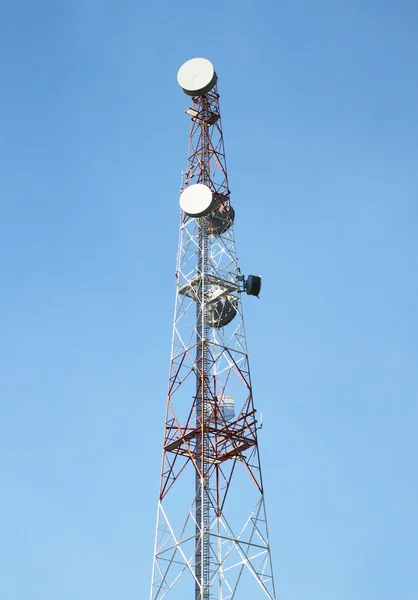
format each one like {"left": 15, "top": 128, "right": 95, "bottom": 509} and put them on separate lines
{"left": 177, "top": 58, "right": 217, "bottom": 96}
{"left": 180, "top": 183, "right": 219, "bottom": 218}
{"left": 206, "top": 297, "right": 237, "bottom": 328}
{"left": 245, "top": 275, "right": 262, "bottom": 297}
{"left": 199, "top": 204, "right": 235, "bottom": 235}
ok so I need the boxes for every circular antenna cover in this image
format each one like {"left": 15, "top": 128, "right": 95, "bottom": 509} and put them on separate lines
{"left": 180, "top": 184, "right": 218, "bottom": 218}
{"left": 177, "top": 58, "right": 217, "bottom": 96}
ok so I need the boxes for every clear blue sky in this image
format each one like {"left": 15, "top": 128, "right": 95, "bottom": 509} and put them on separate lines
{"left": 1, "top": 1, "right": 417, "bottom": 599}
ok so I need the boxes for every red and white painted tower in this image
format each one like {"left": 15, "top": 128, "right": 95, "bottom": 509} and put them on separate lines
{"left": 150, "top": 58, "right": 276, "bottom": 600}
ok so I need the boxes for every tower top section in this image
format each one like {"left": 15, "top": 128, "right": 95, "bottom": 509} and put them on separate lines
{"left": 177, "top": 58, "right": 217, "bottom": 96}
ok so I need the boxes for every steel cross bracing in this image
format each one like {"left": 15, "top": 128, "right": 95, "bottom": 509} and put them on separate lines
{"left": 150, "top": 85, "right": 276, "bottom": 600}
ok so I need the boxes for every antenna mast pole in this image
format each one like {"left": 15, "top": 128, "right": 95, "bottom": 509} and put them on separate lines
{"left": 194, "top": 92, "right": 211, "bottom": 600}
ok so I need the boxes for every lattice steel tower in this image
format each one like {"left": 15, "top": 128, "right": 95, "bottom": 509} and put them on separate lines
{"left": 150, "top": 58, "right": 276, "bottom": 600}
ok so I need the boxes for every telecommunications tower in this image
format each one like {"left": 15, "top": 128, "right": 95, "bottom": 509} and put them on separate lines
{"left": 150, "top": 58, "right": 276, "bottom": 600}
